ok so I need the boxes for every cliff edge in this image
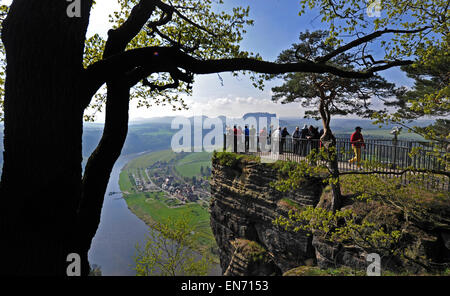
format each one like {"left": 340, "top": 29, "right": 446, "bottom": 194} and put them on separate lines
{"left": 209, "top": 152, "right": 450, "bottom": 276}
{"left": 209, "top": 152, "right": 324, "bottom": 275}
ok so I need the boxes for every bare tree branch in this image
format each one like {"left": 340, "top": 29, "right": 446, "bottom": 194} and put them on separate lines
{"left": 85, "top": 46, "right": 414, "bottom": 97}
{"left": 155, "top": 0, "right": 217, "bottom": 37}
{"left": 316, "top": 27, "right": 431, "bottom": 63}
{"left": 141, "top": 67, "right": 193, "bottom": 91}
{"left": 103, "top": 0, "right": 157, "bottom": 58}
{"left": 150, "top": 26, "right": 200, "bottom": 53}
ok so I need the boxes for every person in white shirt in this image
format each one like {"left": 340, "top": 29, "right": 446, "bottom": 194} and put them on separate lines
{"left": 271, "top": 127, "right": 281, "bottom": 153}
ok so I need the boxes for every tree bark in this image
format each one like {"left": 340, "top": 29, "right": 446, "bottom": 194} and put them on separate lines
{"left": 77, "top": 80, "right": 130, "bottom": 275}
{"left": 75, "top": 3, "right": 156, "bottom": 273}
{"left": 318, "top": 98, "right": 342, "bottom": 211}
{"left": 0, "top": 1, "right": 92, "bottom": 275}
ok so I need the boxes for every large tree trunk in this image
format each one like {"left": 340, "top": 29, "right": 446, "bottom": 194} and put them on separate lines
{"left": 75, "top": 7, "right": 148, "bottom": 273}
{"left": 0, "top": 1, "right": 153, "bottom": 275}
{"left": 77, "top": 80, "right": 130, "bottom": 275}
{"left": 0, "top": 1, "right": 92, "bottom": 275}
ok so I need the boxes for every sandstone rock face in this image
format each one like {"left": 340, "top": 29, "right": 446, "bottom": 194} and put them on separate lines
{"left": 442, "top": 231, "right": 450, "bottom": 250}
{"left": 210, "top": 156, "right": 323, "bottom": 275}
{"left": 312, "top": 236, "right": 367, "bottom": 270}
{"left": 210, "top": 153, "right": 450, "bottom": 275}
{"left": 223, "top": 239, "right": 280, "bottom": 276}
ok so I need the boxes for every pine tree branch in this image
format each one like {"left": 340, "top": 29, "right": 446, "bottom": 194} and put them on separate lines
{"left": 316, "top": 27, "right": 431, "bottom": 63}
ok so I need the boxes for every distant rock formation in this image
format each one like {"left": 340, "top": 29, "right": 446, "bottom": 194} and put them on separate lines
{"left": 243, "top": 112, "right": 277, "bottom": 120}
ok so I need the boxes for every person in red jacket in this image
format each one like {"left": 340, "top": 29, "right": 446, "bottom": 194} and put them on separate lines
{"left": 233, "top": 125, "right": 238, "bottom": 152}
{"left": 348, "top": 126, "right": 365, "bottom": 168}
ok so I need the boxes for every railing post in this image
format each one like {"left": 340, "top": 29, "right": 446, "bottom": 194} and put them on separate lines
{"left": 392, "top": 141, "right": 397, "bottom": 169}
{"left": 408, "top": 142, "right": 412, "bottom": 167}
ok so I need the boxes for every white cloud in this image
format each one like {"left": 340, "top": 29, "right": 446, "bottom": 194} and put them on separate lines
{"left": 181, "top": 96, "right": 307, "bottom": 119}
{"left": 93, "top": 95, "right": 307, "bottom": 123}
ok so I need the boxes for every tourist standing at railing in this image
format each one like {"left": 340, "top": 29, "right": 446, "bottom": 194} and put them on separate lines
{"left": 281, "top": 127, "right": 290, "bottom": 154}
{"left": 233, "top": 125, "right": 238, "bottom": 153}
{"left": 300, "top": 124, "right": 309, "bottom": 156}
{"left": 307, "top": 125, "right": 320, "bottom": 151}
{"left": 293, "top": 126, "right": 301, "bottom": 154}
{"left": 259, "top": 127, "right": 267, "bottom": 152}
{"left": 249, "top": 125, "right": 256, "bottom": 152}
{"left": 237, "top": 126, "right": 243, "bottom": 152}
{"left": 272, "top": 127, "right": 281, "bottom": 153}
{"left": 226, "top": 125, "right": 232, "bottom": 151}
{"left": 349, "top": 126, "right": 365, "bottom": 168}
{"left": 244, "top": 125, "right": 250, "bottom": 152}
{"left": 268, "top": 125, "right": 273, "bottom": 145}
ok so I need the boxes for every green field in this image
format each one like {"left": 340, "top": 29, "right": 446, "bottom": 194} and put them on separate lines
{"left": 176, "top": 161, "right": 212, "bottom": 178}
{"left": 119, "top": 149, "right": 215, "bottom": 252}
{"left": 123, "top": 149, "right": 212, "bottom": 179}
{"left": 125, "top": 150, "right": 177, "bottom": 171}
{"left": 124, "top": 191, "right": 213, "bottom": 246}
{"left": 176, "top": 152, "right": 212, "bottom": 165}
{"left": 174, "top": 152, "right": 212, "bottom": 178}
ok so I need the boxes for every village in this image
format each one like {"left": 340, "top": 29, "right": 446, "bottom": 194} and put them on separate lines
{"left": 130, "top": 159, "right": 211, "bottom": 206}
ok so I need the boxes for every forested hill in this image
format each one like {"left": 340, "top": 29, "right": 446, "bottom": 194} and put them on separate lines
{"left": 0, "top": 117, "right": 432, "bottom": 173}
{"left": 0, "top": 121, "right": 176, "bottom": 174}
{"left": 82, "top": 122, "right": 175, "bottom": 157}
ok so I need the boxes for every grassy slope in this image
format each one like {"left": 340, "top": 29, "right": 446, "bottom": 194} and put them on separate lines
{"left": 176, "top": 161, "right": 212, "bottom": 178}
{"left": 125, "top": 150, "right": 177, "bottom": 171}
{"left": 174, "top": 152, "right": 212, "bottom": 179}
{"left": 176, "top": 152, "right": 212, "bottom": 164}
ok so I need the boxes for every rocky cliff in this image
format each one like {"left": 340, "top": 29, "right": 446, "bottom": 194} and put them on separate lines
{"left": 209, "top": 153, "right": 324, "bottom": 275}
{"left": 209, "top": 152, "right": 450, "bottom": 276}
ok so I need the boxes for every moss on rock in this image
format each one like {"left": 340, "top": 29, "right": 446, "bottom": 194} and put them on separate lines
{"left": 283, "top": 265, "right": 365, "bottom": 276}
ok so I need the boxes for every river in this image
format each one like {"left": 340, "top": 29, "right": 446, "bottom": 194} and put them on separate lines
{"left": 88, "top": 152, "right": 221, "bottom": 276}
{"left": 88, "top": 153, "right": 150, "bottom": 275}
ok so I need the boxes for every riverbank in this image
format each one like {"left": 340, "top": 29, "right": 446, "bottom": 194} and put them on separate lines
{"left": 88, "top": 154, "right": 151, "bottom": 276}
{"left": 118, "top": 150, "right": 220, "bottom": 266}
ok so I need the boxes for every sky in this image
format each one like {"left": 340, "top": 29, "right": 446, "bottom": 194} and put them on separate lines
{"left": 86, "top": 0, "right": 322, "bottom": 121}
{"left": 1, "top": 0, "right": 414, "bottom": 122}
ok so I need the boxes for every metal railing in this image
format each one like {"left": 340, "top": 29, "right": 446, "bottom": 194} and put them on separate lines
{"left": 223, "top": 134, "right": 449, "bottom": 191}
